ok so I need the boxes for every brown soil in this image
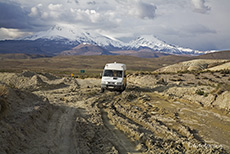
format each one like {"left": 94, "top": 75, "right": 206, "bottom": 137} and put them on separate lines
{"left": 0, "top": 71, "right": 230, "bottom": 153}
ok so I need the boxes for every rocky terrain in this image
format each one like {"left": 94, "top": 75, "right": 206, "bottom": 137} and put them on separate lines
{"left": 0, "top": 60, "right": 230, "bottom": 153}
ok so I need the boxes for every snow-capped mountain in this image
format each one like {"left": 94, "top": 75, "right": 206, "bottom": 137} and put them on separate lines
{"left": 2, "top": 24, "right": 214, "bottom": 56}
{"left": 128, "top": 35, "right": 205, "bottom": 55}
{"left": 22, "top": 25, "right": 125, "bottom": 50}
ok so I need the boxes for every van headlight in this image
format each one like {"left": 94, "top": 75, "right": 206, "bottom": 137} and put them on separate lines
{"left": 101, "top": 81, "right": 107, "bottom": 84}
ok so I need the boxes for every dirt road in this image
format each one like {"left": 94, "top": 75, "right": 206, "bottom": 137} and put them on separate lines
{"left": 0, "top": 71, "right": 230, "bottom": 153}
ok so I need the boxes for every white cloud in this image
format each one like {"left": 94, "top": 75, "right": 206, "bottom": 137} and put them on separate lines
{"left": 135, "top": 1, "right": 157, "bottom": 19}
{"left": 29, "top": 4, "right": 42, "bottom": 17}
{"left": 29, "top": 3, "right": 64, "bottom": 19}
{"left": 1, "top": 0, "right": 230, "bottom": 50}
{"left": 41, "top": 12, "right": 49, "bottom": 19}
{"left": 47, "top": 4, "right": 63, "bottom": 19}
{"left": 80, "top": 9, "right": 101, "bottom": 23}
{"left": 191, "top": 0, "right": 210, "bottom": 13}
{"left": 29, "top": 7, "right": 39, "bottom": 16}
{"left": 0, "top": 28, "right": 32, "bottom": 40}
{"left": 48, "top": 4, "right": 63, "bottom": 11}
{"left": 70, "top": 9, "right": 101, "bottom": 23}
{"left": 124, "top": 0, "right": 157, "bottom": 19}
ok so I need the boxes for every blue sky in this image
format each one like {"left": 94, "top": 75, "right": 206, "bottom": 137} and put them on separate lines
{"left": 0, "top": 0, "right": 229, "bottom": 51}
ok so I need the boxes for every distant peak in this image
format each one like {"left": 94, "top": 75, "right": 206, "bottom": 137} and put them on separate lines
{"left": 137, "top": 35, "right": 163, "bottom": 42}
{"left": 139, "top": 34, "right": 158, "bottom": 38}
{"left": 51, "top": 25, "right": 63, "bottom": 31}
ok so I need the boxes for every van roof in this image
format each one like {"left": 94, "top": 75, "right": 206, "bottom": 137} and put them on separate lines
{"left": 104, "top": 62, "right": 126, "bottom": 70}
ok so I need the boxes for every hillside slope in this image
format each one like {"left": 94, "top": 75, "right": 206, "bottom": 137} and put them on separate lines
{"left": 155, "top": 59, "right": 228, "bottom": 73}
{"left": 207, "top": 62, "right": 230, "bottom": 71}
{"left": 198, "top": 50, "right": 230, "bottom": 59}
{"left": 0, "top": 53, "right": 50, "bottom": 60}
{"left": 60, "top": 44, "right": 112, "bottom": 56}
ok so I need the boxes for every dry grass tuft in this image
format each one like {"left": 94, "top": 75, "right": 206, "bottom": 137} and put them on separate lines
{"left": 211, "top": 83, "right": 230, "bottom": 95}
{"left": 0, "top": 85, "right": 8, "bottom": 97}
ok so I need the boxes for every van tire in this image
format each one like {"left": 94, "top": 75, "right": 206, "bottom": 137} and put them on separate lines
{"left": 100, "top": 88, "right": 105, "bottom": 93}
{"left": 122, "top": 85, "right": 126, "bottom": 91}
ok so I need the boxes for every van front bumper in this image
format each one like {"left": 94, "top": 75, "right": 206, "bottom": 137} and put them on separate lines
{"left": 101, "top": 84, "right": 124, "bottom": 90}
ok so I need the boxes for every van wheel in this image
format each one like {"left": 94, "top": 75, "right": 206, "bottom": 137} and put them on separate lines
{"left": 119, "top": 87, "right": 125, "bottom": 94}
{"left": 100, "top": 88, "right": 105, "bottom": 93}
{"left": 123, "top": 85, "right": 126, "bottom": 91}
{"left": 118, "top": 90, "right": 123, "bottom": 94}
{"left": 122, "top": 85, "right": 126, "bottom": 92}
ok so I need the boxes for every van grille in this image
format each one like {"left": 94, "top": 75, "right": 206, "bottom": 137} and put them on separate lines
{"left": 108, "top": 82, "right": 115, "bottom": 85}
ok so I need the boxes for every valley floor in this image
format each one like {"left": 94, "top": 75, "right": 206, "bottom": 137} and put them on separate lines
{"left": 0, "top": 71, "right": 230, "bottom": 153}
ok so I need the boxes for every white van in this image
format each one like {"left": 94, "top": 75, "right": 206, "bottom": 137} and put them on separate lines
{"left": 101, "top": 62, "right": 127, "bottom": 93}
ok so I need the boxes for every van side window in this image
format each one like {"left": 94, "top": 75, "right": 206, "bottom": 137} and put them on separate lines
{"left": 116, "top": 71, "right": 122, "bottom": 77}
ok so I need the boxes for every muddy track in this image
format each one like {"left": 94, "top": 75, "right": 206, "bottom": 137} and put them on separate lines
{"left": 22, "top": 105, "right": 78, "bottom": 154}
{"left": 100, "top": 108, "right": 138, "bottom": 153}
{"left": 1, "top": 72, "right": 230, "bottom": 154}
{"left": 28, "top": 86, "right": 140, "bottom": 154}
{"left": 94, "top": 88, "right": 230, "bottom": 153}
{"left": 44, "top": 105, "right": 77, "bottom": 154}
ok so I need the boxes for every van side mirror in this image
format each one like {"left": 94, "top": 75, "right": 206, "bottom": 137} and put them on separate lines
{"left": 124, "top": 75, "right": 126, "bottom": 78}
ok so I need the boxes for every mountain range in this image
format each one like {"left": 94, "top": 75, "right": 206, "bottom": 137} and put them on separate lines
{"left": 0, "top": 25, "right": 216, "bottom": 57}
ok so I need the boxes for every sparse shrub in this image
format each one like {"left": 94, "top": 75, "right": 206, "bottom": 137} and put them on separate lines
{"left": 203, "top": 93, "right": 208, "bottom": 97}
{"left": 195, "top": 89, "right": 208, "bottom": 97}
{"left": 153, "top": 73, "right": 159, "bottom": 79}
{"left": 8, "top": 82, "right": 16, "bottom": 89}
{"left": 0, "top": 85, "right": 8, "bottom": 97}
{"left": 195, "top": 89, "right": 205, "bottom": 95}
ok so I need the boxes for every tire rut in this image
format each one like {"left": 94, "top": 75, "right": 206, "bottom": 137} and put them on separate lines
{"left": 22, "top": 104, "right": 79, "bottom": 154}
{"left": 46, "top": 106, "right": 77, "bottom": 154}
{"left": 100, "top": 108, "right": 140, "bottom": 154}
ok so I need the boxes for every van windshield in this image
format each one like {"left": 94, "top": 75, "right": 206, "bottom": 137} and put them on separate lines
{"left": 103, "top": 70, "right": 122, "bottom": 77}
